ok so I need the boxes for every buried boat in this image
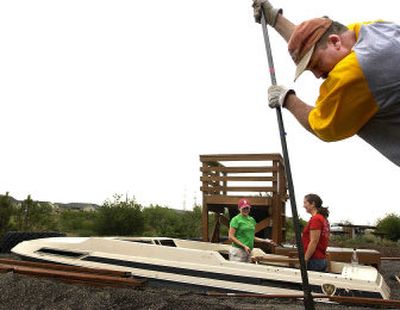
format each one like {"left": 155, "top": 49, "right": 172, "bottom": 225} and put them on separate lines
{"left": 11, "top": 236, "right": 390, "bottom": 299}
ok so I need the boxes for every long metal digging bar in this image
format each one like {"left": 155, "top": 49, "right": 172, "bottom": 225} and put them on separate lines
{"left": 259, "top": 13, "right": 315, "bottom": 310}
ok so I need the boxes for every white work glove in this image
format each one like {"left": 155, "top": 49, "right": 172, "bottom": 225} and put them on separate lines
{"left": 252, "top": 0, "right": 282, "bottom": 26}
{"left": 268, "top": 85, "right": 295, "bottom": 108}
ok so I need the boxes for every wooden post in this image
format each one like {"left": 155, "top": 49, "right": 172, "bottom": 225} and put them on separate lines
{"left": 202, "top": 202, "right": 209, "bottom": 242}
{"left": 202, "top": 161, "right": 209, "bottom": 242}
{"left": 211, "top": 213, "right": 220, "bottom": 243}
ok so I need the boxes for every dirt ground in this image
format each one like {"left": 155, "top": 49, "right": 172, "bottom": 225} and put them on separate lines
{"left": 0, "top": 254, "right": 400, "bottom": 310}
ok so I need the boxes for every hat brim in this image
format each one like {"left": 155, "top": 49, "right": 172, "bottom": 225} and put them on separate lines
{"left": 294, "top": 45, "right": 315, "bottom": 82}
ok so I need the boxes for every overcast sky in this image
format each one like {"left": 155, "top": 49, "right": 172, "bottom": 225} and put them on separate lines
{"left": 1, "top": 0, "right": 399, "bottom": 225}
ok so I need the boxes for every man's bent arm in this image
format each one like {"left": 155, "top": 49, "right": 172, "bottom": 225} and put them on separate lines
{"left": 284, "top": 94, "right": 314, "bottom": 133}
{"left": 274, "top": 14, "right": 295, "bottom": 42}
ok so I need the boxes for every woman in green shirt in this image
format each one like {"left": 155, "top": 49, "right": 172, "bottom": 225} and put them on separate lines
{"left": 229, "top": 198, "right": 276, "bottom": 262}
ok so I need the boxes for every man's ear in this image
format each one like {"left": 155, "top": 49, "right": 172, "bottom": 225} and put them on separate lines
{"left": 328, "top": 34, "right": 341, "bottom": 49}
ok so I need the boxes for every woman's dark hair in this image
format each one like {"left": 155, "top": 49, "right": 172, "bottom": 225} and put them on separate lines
{"left": 305, "top": 193, "right": 329, "bottom": 219}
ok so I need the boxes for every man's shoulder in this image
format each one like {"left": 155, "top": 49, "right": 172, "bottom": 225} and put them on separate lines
{"left": 347, "top": 20, "right": 385, "bottom": 28}
{"left": 348, "top": 20, "right": 393, "bottom": 36}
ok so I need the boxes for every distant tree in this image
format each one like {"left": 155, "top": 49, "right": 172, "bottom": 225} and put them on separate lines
{"left": 376, "top": 213, "right": 400, "bottom": 241}
{"left": 14, "top": 195, "right": 57, "bottom": 231}
{"left": 285, "top": 217, "right": 307, "bottom": 243}
{"left": 94, "top": 194, "right": 144, "bottom": 236}
{"left": 58, "top": 209, "right": 96, "bottom": 236}
{"left": 142, "top": 204, "right": 214, "bottom": 238}
{"left": 0, "top": 192, "right": 14, "bottom": 236}
{"left": 180, "top": 205, "right": 202, "bottom": 238}
{"left": 143, "top": 205, "right": 184, "bottom": 237}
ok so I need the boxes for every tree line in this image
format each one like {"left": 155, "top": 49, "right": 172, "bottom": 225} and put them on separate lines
{"left": 1, "top": 192, "right": 400, "bottom": 242}
{"left": 0, "top": 193, "right": 203, "bottom": 239}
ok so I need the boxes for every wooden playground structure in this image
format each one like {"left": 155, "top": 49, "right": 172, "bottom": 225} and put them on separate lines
{"left": 200, "top": 153, "right": 288, "bottom": 246}
{"left": 199, "top": 153, "right": 382, "bottom": 267}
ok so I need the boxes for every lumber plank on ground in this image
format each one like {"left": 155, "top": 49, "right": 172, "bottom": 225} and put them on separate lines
{"left": 0, "top": 258, "right": 131, "bottom": 277}
{"left": 328, "top": 295, "right": 400, "bottom": 308}
{"left": 205, "top": 291, "right": 400, "bottom": 308}
{"left": 0, "top": 265, "right": 13, "bottom": 273}
{"left": 206, "top": 292, "right": 325, "bottom": 299}
{"left": 0, "top": 263, "right": 145, "bottom": 287}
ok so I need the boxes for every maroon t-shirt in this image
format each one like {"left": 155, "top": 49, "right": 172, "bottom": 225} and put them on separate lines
{"left": 302, "top": 214, "right": 330, "bottom": 259}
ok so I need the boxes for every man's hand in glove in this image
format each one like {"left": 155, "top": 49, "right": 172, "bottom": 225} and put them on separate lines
{"left": 268, "top": 85, "right": 295, "bottom": 108}
{"left": 252, "top": 0, "right": 282, "bottom": 26}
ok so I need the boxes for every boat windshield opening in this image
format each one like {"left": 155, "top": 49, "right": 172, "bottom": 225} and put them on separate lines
{"left": 218, "top": 250, "right": 230, "bottom": 260}
{"left": 158, "top": 239, "right": 176, "bottom": 247}
{"left": 35, "top": 248, "right": 88, "bottom": 258}
{"left": 123, "top": 239, "right": 153, "bottom": 244}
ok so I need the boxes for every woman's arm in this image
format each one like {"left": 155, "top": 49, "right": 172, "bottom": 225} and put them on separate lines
{"left": 229, "top": 227, "right": 251, "bottom": 254}
{"left": 254, "top": 236, "right": 278, "bottom": 247}
{"left": 304, "top": 229, "right": 321, "bottom": 261}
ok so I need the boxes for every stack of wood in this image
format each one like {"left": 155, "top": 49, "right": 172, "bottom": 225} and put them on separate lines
{"left": 0, "top": 258, "right": 146, "bottom": 288}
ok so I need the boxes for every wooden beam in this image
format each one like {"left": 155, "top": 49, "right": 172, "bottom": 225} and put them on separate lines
{"left": 201, "top": 166, "right": 277, "bottom": 173}
{"left": 202, "top": 204, "right": 209, "bottom": 242}
{"left": 0, "top": 258, "right": 131, "bottom": 277}
{"left": 200, "top": 153, "right": 283, "bottom": 162}
{"left": 328, "top": 296, "right": 400, "bottom": 308}
{"left": 255, "top": 218, "right": 271, "bottom": 233}
{"left": 201, "top": 176, "right": 276, "bottom": 182}
{"left": 252, "top": 256, "right": 299, "bottom": 264}
{"left": 205, "top": 291, "right": 324, "bottom": 298}
{"left": 0, "top": 263, "right": 145, "bottom": 287}
{"left": 204, "top": 195, "right": 272, "bottom": 206}
{"left": 201, "top": 186, "right": 275, "bottom": 193}
{"left": 271, "top": 196, "right": 280, "bottom": 243}
{"left": 381, "top": 257, "right": 400, "bottom": 261}
{"left": 219, "top": 215, "right": 230, "bottom": 228}
{"left": 205, "top": 292, "right": 400, "bottom": 308}
{"left": 211, "top": 214, "right": 220, "bottom": 243}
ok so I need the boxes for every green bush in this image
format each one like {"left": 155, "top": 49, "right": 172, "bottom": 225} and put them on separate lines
{"left": 285, "top": 217, "right": 307, "bottom": 243}
{"left": 142, "top": 205, "right": 203, "bottom": 238}
{"left": 0, "top": 192, "right": 14, "bottom": 237}
{"left": 376, "top": 213, "right": 400, "bottom": 241}
{"left": 94, "top": 194, "right": 144, "bottom": 236}
{"left": 330, "top": 233, "right": 396, "bottom": 249}
{"left": 58, "top": 209, "right": 96, "bottom": 236}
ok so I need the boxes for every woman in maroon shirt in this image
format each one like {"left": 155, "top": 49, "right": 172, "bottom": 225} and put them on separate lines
{"left": 302, "top": 193, "right": 330, "bottom": 272}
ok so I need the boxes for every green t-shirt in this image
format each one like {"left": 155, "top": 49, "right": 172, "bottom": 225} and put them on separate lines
{"left": 230, "top": 214, "right": 256, "bottom": 250}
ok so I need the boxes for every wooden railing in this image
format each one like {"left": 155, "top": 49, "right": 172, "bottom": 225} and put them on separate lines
{"left": 200, "top": 153, "right": 286, "bottom": 199}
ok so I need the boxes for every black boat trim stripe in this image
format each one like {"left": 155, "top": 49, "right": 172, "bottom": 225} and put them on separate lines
{"left": 82, "top": 255, "right": 381, "bottom": 299}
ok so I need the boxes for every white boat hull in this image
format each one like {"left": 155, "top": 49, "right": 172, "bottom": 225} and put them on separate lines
{"left": 11, "top": 237, "right": 390, "bottom": 299}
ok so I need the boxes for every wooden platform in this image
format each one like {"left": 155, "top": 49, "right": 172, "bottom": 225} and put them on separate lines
{"left": 200, "top": 153, "right": 288, "bottom": 244}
